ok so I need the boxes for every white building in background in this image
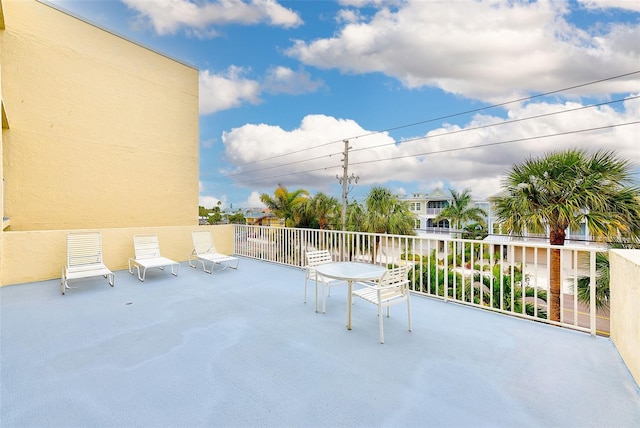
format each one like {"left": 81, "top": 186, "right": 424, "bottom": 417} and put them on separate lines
{"left": 402, "top": 188, "right": 489, "bottom": 236}
{"left": 402, "top": 188, "right": 592, "bottom": 244}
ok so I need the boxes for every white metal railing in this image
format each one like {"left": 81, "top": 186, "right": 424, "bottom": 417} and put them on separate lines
{"left": 233, "top": 225, "right": 608, "bottom": 336}
{"left": 424, "top": 208, "right": 443, "bottom": 215}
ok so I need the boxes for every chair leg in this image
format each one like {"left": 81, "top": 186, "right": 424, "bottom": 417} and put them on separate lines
{"left": 407, "top": 297, "right": 412, "bottom": 332}
{"left": 202, "top": 260, "right": 213, "bottom": 274}
{"left": 138, "top": 266, "right": 146, "bottom": 282}
{"left": 322, "top": 285, "right": 328, "bottom": 314}
{"left": 378, "top": 304, "right": 385, "bottom": 344}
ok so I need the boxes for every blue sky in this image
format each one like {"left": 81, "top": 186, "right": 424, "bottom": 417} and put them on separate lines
{"left": 51, "top": 0, "right": 640, "bottom": 210}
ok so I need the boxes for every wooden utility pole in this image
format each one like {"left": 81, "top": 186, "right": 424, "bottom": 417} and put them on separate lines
{"left": 336, "top": 139, "right": 358, "bottom": 231}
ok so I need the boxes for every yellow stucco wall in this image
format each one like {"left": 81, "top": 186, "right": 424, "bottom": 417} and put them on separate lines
{"left": 609, "top": 249, "right": 640, "bottom": 386}
{"left": 0, "top": 0, "right": 199, "bottom": 231}
{"left": 1, "top": 225, "right": 235, "bottom": 285}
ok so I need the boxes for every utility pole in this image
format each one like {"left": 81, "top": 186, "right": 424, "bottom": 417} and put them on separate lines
{"left": 336, "top": 139, "right": 359, "bottom": 231}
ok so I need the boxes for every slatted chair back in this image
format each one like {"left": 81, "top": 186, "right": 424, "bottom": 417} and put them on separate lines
{"left": 353, "top": 265, "right": 412, "bottom": 343}
{"left": 133, "top": 235, "right": 162, "bottom": 260}
{"left": 62, "top": 232, "right": 114, "bottom": 294}
{"left": 192, "top": 230, "right": 215, "bottom": 256}
{"left": 67, "top": 232, "right": 104, "bottom": 268}
{"left": 303, "top": 250, "right": 337, "bottom": 307}
{"left": 378, "top": 266, "right": 410, "bottom": 293}
{"left": 305, "top": 250, "right": 333, "bottom": 269}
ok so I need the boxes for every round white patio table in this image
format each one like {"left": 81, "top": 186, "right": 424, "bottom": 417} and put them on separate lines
{"left": 315, "top": 262, "right": 387, "bottom": 330}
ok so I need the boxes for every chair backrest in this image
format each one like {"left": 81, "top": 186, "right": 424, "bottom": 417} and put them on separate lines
{"left": 192, "top": 230, "right": 216, "bottom": 255}
{"left": 305, "top": 250, "right": 333, "bottom": 268}
{"left": 67, "top": 232, "right": 104, "bottom": 267}
{"left": 378, "top": 266, "right": 409, "bottom": 290}
{"left": 133, "top": 234, "right": 161, "bottom": 260}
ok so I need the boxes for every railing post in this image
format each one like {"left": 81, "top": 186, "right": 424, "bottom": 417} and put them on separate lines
{"left": 589, "top": 250, "right": 597, "bottom": 336}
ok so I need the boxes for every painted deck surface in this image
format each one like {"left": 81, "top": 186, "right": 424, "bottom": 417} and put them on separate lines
{"left": 2, "top": 258, "right": 639, "bottom": 427}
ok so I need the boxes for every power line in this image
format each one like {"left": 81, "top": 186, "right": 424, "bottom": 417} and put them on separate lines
{"left": 206, "top": 120, "right": 639, "bottom": 188}
{"left": 222, "top": 70, "right": 640, "bottom": 170}
{"left": 204, "top": 94, "right": 638, "bottom": 181}
{"left": 351, "top": 95, "right": 640, "bottom": 154}
{"left": 350, "top": 121, "right": 640, "bottom": 167}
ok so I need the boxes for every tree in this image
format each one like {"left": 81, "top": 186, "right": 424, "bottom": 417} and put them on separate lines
{"left": 347, "top": 186, "right": 415, "bottom": 262}
{"left": 362, "top": 187, "right": 415, "bottom": 235}
{"left": 461, "top": 222, "right": 488, "bottom": 240}
{"left": 493, "top": 149, "right": 640, "bottom": 321}
{"left": 227, "top": 210, "right": 246, "bottom": 224}
{"left": 434, "top": 188, "right": 487, "bottom": 234}
{"left": 576, "top": 239, "right": 639, "bottom": 312}
{"left": 299, "top": 192, "right": 340, "bottom": 229}
{"left": 260, "top": 184, "right": 309, "bottom": 227}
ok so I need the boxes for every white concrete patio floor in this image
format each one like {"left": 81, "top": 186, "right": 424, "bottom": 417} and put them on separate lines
{"left": 1, "top": 257, "right": 639, "bottom": 428}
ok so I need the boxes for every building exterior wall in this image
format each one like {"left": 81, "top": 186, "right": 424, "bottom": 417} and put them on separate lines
{"left": 609, "top": 249, "right": 640, "bottom": 386}
{"left": 1, "top": 224, "right": 234, "bottom": 285}
{"left": 0, "top": 0, "right": 199, "bottom": 232}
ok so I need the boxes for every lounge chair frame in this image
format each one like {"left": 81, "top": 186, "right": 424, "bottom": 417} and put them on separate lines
{"left": 61, "top": 232, "right": 115, "bottom": 295}
{"left": 189, "top": 230, "right": 239, "bottom": 273}
{"left": 128, "top": 234, "right": 179, "bottom": 281}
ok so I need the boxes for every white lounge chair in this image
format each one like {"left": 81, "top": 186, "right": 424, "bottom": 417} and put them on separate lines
{"left": 189, "top": 230, "right": 239, "bottom": 273}
{"left": 128, "top": 234, "right": 179, "bottom": 281}
{"left": 352, "top": 266, "right": 412, "bottom": 343}
{"left": 61, "top": 232, "right": 115, "bottom": 295}
{"left": 304, "top": 250, "right": 345, "bottom": 313}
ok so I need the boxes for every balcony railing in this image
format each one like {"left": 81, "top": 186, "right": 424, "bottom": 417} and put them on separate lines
{"left": 234, "top": 224, "right": 607, "bottom": 336}
{"left": 424, "top": 208, "right": 443, "bottom": 215}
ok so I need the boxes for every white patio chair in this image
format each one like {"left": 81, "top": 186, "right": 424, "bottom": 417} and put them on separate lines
{"left": 128, "top": 234, "right": 179, "bottom": 281}
{"left": 304, "top": 250, "right": 345, "bottom": 313}
{"left": 61, "top": 232, "right": 115, "bottom": 295}
{"left": 189, "top": 230, "right": 239, "bottom": 273}
{"left": 352, "top": 266, "right": 412, "bottom": 343}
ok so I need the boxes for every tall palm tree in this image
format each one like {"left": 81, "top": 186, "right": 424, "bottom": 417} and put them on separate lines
{"left": 347, "top": 186, "right": 415, "bottom": 262}
{"left": 362, "top": 187, "right": 416, "bottom": 236}
{"left": 260, "top": 184, "right": 309, "bottom": 227}
{"left": 493, "top": 149, "right": 640, "bottom": 322}
{"left": 434, "top": 188, "right": 487, "bottom": 234}
{"left": 299, "top": 192, "right": 340, "bottom": 229}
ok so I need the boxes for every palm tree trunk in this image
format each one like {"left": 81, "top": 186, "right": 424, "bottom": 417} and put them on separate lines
{"left": 549, "top": 229, "right": 566, "bottom": 322}
{"left": 372, "top": 236, "right": 380, "bottom": 264}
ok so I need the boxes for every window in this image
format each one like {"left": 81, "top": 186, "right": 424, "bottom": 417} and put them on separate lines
{"left": 410, "top": 202, "right": 421, "bottom": 211}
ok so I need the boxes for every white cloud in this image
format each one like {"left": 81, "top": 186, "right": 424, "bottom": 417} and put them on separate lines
{"left": 578, "top": 0, "right": 640, "bottom": 12}
{"left": 122, "top": 0, "right": 302, "bottom": 36}
{"left": 220, "top": 97, "right": 640, "bottom": 200}
{"left": 199, "top": 195, "right": 223, "bottom": 209}
{"left": 199, "top": 66, "right": 325, "bottom": 114}
{"left": 199, "top": 67, "right": 261, "bottom": 114}
{"left": 245, "top": 191, "right": 265, "bottom": 207}
{"left": 286, "top": 0, "right": 640, "bottom": 102}
{"left": 263, "top": 66, "right": 325, "bottom": 95}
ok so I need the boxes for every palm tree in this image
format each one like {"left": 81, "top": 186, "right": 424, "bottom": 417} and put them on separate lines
{"left": 576, "top": 239, "right": 639, "bottom": 312}
{"left": 434, "top": 188, "right": 487, "bottom": 235}
{"left": 260, "top": 184, "right": 309, "bottom": 227}
{"left": 299, "top": 192, "right": 340, "bottom": 229}
{"left": 347, "top": 186, "right": 415, "bottom": 262}
{"left": 493, "top": 149, "right": 640, "bottom": 322}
